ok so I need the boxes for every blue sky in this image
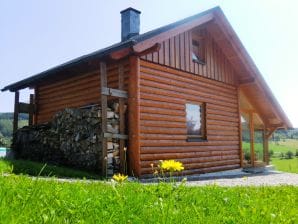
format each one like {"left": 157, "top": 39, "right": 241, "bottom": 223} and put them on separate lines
{"left": 1, "top": 0, "right": 297, "bottom": 127}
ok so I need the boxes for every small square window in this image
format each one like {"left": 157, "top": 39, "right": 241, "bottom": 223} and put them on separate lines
{"left": 186, "top": 103, "right": 206, "bottom": 141}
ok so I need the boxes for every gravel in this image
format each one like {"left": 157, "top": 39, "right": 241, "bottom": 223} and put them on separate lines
{"left": 186, "top": 172, "right": 298, "bottom": 186}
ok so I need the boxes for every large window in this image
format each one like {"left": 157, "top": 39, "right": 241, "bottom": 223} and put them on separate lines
{"left": 186, "top": 103, "right": 206, "bottom": 140}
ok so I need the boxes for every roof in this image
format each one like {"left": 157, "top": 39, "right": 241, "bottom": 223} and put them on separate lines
{"left": 2, "top": 7, "right": 292, "bottom": 129}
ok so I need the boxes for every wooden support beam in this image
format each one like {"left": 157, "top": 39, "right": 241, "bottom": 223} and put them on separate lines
{"left": 33, "top": 88, "right": 38, "bottom": 125}
{"left": 109, "top": 43, "right": 160, "bottom": 61}
{"left": 13, "top": 91, "right": 20, "bottom": 134}
{"left": 18, "top": 102, "right": 30, "bottom": 113}
{"left": 249, "top": 112, "right": 255, "bottom": 167}
{"left": 266, "top": 127, "right": 278, "bottom": 139}
{"left": 103, "top": 133, "right": 128, "bottom": 140}
{"left": 263, "top": 129, "right": 269, "bottom": 165}
{"left": 118, "top": 63, "right": 126, "bottom": 174}
{"left": 101, "top": 87, "right": 128, "bottom": 98}
{"left": 29, "top": 94, "right": 34, "bottom": 126}
{"left": 100, "top": 62, "right": 108, "bottom": 177}
{"left": 128, "top": 56, "right": 141, "bottom": 177}
{"left": 133, "top": 43, "right": 161, "bottom": 57}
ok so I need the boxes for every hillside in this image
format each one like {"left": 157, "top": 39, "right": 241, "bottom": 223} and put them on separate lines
{"left": 0, "top": 113, "right": 28, "bottom": 147}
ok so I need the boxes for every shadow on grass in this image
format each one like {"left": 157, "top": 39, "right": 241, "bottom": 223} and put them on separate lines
{"left": 0, "top": 158, "right": 101, "bottom": 179}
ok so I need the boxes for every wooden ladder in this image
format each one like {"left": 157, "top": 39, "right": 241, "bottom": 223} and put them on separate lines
{"left": 100, "top": 61, "right": 128, "bottom": 177}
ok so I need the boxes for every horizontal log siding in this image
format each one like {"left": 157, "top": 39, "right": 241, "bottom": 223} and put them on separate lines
{"left": 141, "top": 30, "right": 237, "bottom": 85}
{"left": 36, "top": 61, "right": 129, "bottom": 123}
{"left": 139, "top": 60, "right": 240, "bottom": 175}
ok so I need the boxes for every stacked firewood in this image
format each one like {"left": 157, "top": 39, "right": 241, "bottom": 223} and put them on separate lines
{"left": 13, "top": 103, "right": 123, "bottom": 174}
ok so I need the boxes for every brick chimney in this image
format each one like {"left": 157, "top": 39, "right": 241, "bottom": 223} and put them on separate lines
{"left": 120, "top": 7, "right": 141, "bottom": 41}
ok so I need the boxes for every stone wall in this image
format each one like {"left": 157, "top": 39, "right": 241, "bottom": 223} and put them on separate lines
{"left": 13, "top": 104, "right": 123, "bottom": 174}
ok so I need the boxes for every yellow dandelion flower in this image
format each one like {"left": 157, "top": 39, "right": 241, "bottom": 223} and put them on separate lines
{"left": 112, "top": 173, "right": 128, "bottom": 183}
{"left": 160, "top": 160, "right": 184, "bottom": 172}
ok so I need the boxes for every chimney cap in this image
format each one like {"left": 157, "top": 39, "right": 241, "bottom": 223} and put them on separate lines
{"left": 120, "top": 7, "right": 141, "bottom": 14}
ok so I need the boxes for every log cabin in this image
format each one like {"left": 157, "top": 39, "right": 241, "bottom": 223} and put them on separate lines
{"left": 2, "top": 7, "right": 292, "bottom": 177}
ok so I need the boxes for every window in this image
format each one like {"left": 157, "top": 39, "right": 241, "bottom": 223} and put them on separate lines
{"left": 192, "top": 30, "right": 206, "bottom": 64}
{"left": 186, "top": 103, "right": 206, "bottom": 141}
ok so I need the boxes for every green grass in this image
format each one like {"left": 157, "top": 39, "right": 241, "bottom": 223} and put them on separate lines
{"left": 269, "top": 139, "right": 298, "bottom": 154}
{"left": 0, "top": 158, "right": 100, "bottom": 179}
{"left": 0, "top": 176, "right": 297, "bottom": 223}
{"left": 271, "top": 158, "right": 298, "bottom": 173}
{"left": 243, "top": 139, "right": 298, "bottom": 173}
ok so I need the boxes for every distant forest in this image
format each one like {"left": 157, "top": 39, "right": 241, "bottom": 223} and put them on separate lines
{"left": 0, "top": 113, "right": 28, "bottom": 147}
{"left": 242, "top": 123, "right": 298, "bottom": 143}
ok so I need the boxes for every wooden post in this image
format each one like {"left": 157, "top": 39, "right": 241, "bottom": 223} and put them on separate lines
{"left": 29, "top": 94, "right": 34, "bottom": 126}
{"left": 249, "top": 112, "right": 255, "bottom": 166}
{"left": 237, "top": 88, "right": 243, "bottom": 167}
{"left": 100, "top": 62, "right": 108, "bottom": 177}
{"left": 263, "top": 129, "right": 269, "bottom": 165}
{"left": 118, "top": 63, "right": 126, "bottom": 174}
{"left": 13, "top": 91, "right": 20, "bottom": 133}
{"left": 33, "top": 88, "right": 38, "bottom": 125}
{"left": 128, "top": 56, "right": 141, "bottom": 177}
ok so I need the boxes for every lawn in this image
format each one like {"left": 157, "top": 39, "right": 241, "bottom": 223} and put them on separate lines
{"left": 0, "top": 158, "right": 100, "bottom": 179}
{"left": 270, "top": 139, "right": 298, "bottom": 154}
{"left": 271, "top": 158, "right": 298, "bottom": 173}
{"left": 243, "top": 139, "right": 298, "bottom": 173}
{"left": 0, "top": 175, "right": 297, "bottom": 224}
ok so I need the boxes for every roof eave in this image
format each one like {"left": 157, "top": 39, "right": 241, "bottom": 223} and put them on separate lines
{"left": 1, "top": 39, "right": 136, "bottom": 92}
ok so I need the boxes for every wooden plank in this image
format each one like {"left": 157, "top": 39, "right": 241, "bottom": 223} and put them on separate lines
{"left": 140, "top": 86, "right": 238, "bottom": 109}
{"left": 142, "top": 164, "right": 240, "bottom": 176}
{"left": 140, "top": 60, "right": 237, "bottom": 90}
{"left": 18, "top": 102, "right": 30, "bottom": 113}
{"left": 141, "top": 145, "right": 239, "bottom": 154}
{"left": 141, "top": 160, "right": 240, "bottom": 174}
{"left": 189, "top": 31, "right": 194, "bottom": 74}
{"left": 13, "top": 91, "right": 19, "bottom": 133}
{"left": 179, "top": 33, "right": 185, "bottom": 70}
{"left": 169, "top": 37, "right": 175, "bottom": 67}
{"left": 101, "top": 87, "right": 128, "bottom": 98}
{"left": 118, "top": 63, "right": 126, "bottom": 173}
{"left": 152, "top": 51, "right": 159, "bottom": 63}
{"left": 140, "top": 70, "right": 237, "bottom": 99}
{"left": 141, "top": 143, "right": 239, "bottom": 156}
{"left": 140, "top": 140, "right": 239, "bottom": 147}
{"left": 164, "top": 39, "right": 170, "bottom": 66}
{"left": 100, "top": 62, "right": 108, "bottom": 177}
{"left": 141, "top": 155, "right": 239, "bottom": 166}
{"left": 184, "top": 31, "right": 190, "bottom": 72}
{"left": 158, "top": 41, "right": 164, "bottom": 64}
{"left": 128, "top": 56, "right": 141, "bottom": 176}
{"left": 174, "top": 35, "right": 180, "bottom": 69}
{"left": 103, "top": 133, "right": 128, "bottom": 140}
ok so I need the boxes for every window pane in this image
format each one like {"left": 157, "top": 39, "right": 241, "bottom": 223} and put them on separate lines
{"left": 186, "top": 104, "right": 202, "bottom": 136}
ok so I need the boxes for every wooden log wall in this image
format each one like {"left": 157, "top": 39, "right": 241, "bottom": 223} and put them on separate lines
{"left": 139, "top": 60, "right": 240, "bottom": 176}
{"left": 141, "top": 29, "right": 237, "bottom": 86}
{"left": 35, "top": 60, "right": 129, "bottom": 124}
